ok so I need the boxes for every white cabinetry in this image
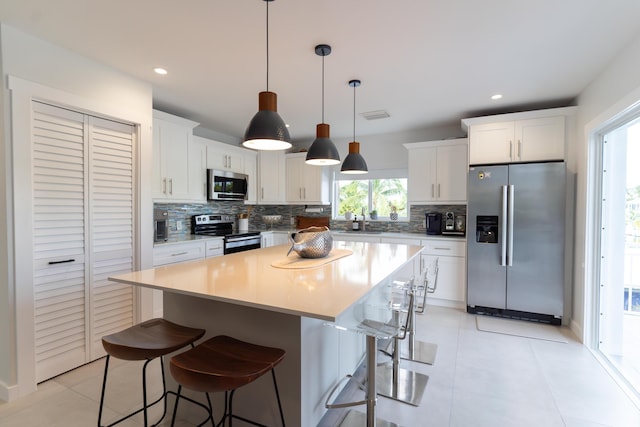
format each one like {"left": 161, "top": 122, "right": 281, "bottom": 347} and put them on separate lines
{"left": 419, "top": 238, "right": 466, "bottom": 307}
{"left": 153, "top": 241, "right": 206, "bottom": 266}
{"left": 152, "top": 110, "right": 200, "bottom": 201}
{"left": 462, "top": 108, "right": 575, "bottom": 165}
{"left": 202, "top": 138, "right": 258, "bottom": 203}
{"left": 404, "top": 139, "right": 468, "bottom": 204}
{"left": 258, "top": 151, "right": 286, "bottom": 204}
{"left": 285, "top": 153, "right": 330, "bottom": 204}
{"left": 205, "top": 238, "right": 224, "bottom": 258}
{"left": 206, "top": 141, "right": 245, "bottom": 173}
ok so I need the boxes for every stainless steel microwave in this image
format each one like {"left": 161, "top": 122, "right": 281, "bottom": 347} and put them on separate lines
{"left": 207, "top": 169, "right": 248, "bottom": 200}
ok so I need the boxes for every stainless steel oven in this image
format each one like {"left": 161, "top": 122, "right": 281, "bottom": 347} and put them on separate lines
{"left": 191, "top": 214, "right": 261, "bottom": 254}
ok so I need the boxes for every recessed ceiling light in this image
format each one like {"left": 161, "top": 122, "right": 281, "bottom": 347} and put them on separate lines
{"left": 491, "top": 94, "right": 503, "bottom": 100}
{"left": 153, "top": 67, "right": 168, "bottom": 75}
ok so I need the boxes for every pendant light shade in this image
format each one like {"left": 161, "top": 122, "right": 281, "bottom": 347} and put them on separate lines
{"left": 341, "top": 79, "right": 368, "bottom": 174}
{"left": 243, "top": 0, "right": 291, "bottom": 151}
{"left": 306, "top": 44, "right": 340, "bottom": 165}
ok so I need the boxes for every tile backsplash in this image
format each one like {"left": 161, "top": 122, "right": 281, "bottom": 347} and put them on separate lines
{"left": 155, "top": 202, "right": 466, "bottom": 240}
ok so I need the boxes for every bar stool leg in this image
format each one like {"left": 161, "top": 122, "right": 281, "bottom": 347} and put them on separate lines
{"left": 97, "top": 355, "right": 111, "bottom": 427}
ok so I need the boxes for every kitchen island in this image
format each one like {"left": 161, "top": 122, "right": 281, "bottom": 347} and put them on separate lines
{"left": 109, "top": 241, "right": 422, "bottom": 426}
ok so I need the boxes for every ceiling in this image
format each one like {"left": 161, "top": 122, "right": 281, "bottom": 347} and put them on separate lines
{"left": 2, "top": 0, "right": 640, "bottom": 144}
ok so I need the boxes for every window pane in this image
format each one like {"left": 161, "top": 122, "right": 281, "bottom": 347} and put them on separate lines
{"left": 372, "top": 178, "right": 408, "bottom": 217}
{"left": 336, "top": 180, "right": 369, "bottom": 216}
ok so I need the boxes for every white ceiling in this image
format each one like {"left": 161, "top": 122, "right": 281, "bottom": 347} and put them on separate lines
{"left": 2, "top": 0, "right": 640, "bottom": 144}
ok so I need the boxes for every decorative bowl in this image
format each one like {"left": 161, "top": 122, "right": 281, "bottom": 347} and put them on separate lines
{"left": 287, "top": 226, "right": 333, "bottom": 258}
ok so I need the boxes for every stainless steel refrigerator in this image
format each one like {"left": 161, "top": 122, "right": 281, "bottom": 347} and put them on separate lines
{"left": 466, "top": 162, "right": 565, "bottom": 323}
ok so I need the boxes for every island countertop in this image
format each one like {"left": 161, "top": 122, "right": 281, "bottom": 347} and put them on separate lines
{"left": 110, "top": 241, "right": 423, "bottom": 322}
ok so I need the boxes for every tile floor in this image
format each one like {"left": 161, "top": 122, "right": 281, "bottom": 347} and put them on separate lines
{"left": 1, "top": 306, "right": 640, "bottom": 426}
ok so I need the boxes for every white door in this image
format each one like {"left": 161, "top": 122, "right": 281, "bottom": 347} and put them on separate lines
{"left": 32, "top": 102, "right": 135, "bottom": 381}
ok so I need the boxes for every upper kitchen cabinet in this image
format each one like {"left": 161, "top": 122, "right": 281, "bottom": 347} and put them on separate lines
{"left": 258, "top": 151, "right": 286, "bottom": 204}
{"left": 404, "top": 138, "right": 468, "bottom": 204}
{"left": 202, "top": 138, "right": 258, "bottom": 204}
{"left": 462, "top": 107, "right": 577, "bottom": 165}
{"left": 206, "top": 139, "right": 247, "bottom": 173}
{"left": 285, "top": 152, "right": 331, "bottom": 205}
{"left": 152, "top": 110, "right": 201, "bottom": 201}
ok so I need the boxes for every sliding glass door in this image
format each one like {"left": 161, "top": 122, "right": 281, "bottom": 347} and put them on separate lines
{"left": 598, "top": 116, "right": 640, "bottom": 396}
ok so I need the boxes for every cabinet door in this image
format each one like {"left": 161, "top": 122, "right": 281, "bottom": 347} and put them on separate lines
{"left": 515, "top": 116, "right": 565, "bottom": 162}
{"left": 244, "top": 151, "right": 257, "bottom": 203}
{"left": 205, "top": 239, "right": 224, "bottom": 258}
{"left": 161, "top": 120, "right": 191, "bottom": 199}
{"left": 407, "top": 147, "right": 437, "bottom": 202}
{"left": 422, "top": 254, "right": 466, "bottom": 303}
{"left": 258, "top": 151, "right": 286, "bottom": 204}
{"left": 301, "top": 163, "right": 330, "bottom": 204}
{"left": 207, "top": 143, "right": 245, "bottom": 173}
{"left": 285, "top": 155, "right": 303, "bottom": 202}
{"left": 469, "top": 121, "right": 514, "bottom": 165}
{"left": 187, "top": 137, "right": 207, "bottom": 201}
{"left": 436, "top": 144, "right": 467, "bottom": 202}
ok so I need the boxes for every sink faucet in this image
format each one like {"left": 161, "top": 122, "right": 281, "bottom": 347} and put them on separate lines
{"left": 361, "top": 207, "right": 366, "bottom": 231}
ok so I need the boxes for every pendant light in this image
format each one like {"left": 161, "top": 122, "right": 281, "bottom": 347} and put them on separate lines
{"left": 243, "top": 0, "right": 291, "bottom": 151}
{"left": 341, "top": 79, "right": 368, "bottom": 174}
{"left": 305, "top": 44, "right": 340, "bottom": 166}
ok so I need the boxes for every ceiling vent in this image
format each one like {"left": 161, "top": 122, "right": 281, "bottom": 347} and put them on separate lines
{"left": 360, "top": 110, "right": 390, "bottom": 120}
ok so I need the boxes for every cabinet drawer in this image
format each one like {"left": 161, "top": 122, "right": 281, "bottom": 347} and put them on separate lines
{"left": 421, "top": 239, "right": 465, "bottom": 257}
{"left": 153, "top": 241, "right": 205, "bottom": 266}
{"left": 205, "top": 238, "right": 224, "bottom": 258}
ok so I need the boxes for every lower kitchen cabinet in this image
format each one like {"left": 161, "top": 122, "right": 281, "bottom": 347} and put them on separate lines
{"left": 420, "top": 238, "right": 466, "bottom": 308}
{"left": 205, "top": 238, "right": 224, "bottom": 258}
{"left": 153, "top": 241, "right": 206, "bottom": 266}
{"left": 261, "top": 231, "right": 290, "bottom": 248}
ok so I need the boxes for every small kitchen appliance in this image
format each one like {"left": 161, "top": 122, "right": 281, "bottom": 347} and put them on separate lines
{"left": 154, "top": 208, "right": 169, "bottom": 242}
{"left": 425, "top": 212, "right": 442, "bottom": 235}
{"left": 445, "top": 211, "right": 455, "bottom": 231}
{"left": 191, "top": 214, "right": 261, "bottom": 254}
{"left": 207, "top": 169, "right": 248, "bottom": 200}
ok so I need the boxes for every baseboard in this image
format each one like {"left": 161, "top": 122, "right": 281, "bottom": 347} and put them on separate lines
{"left": 0, "top": 380, "right": 19, "bottom": 403}
{"left": 426, "top": 298, "right": 465, "bottom": 310}
{"left": 570, "top": 318, "right": 584, "bottom": 343}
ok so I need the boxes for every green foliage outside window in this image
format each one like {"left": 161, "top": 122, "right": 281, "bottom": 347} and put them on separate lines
{"left": 336, "top": 178, "right": 408, "bottom": 219}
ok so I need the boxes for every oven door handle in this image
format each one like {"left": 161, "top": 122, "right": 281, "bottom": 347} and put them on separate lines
{"left": 226, "top": 235, "right": 261, "bottom": 243}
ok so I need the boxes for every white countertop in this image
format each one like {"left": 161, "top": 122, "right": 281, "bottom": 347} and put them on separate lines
{"left": 111, "top": 241, "right": 422, "bottom": 321}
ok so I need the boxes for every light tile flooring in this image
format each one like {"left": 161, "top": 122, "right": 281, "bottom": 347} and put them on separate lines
{"left": 2, "top": 306, "right": 640, "bottom": 426}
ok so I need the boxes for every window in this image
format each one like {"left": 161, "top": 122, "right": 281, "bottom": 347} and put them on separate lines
{"left": 334, "top": 176, "right": 408, "bottom": 220}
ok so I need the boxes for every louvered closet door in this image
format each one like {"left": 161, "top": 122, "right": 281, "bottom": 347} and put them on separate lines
{"left": 32, "top": 102, "right": 88, "bottom": 381}
{"left": 32, "top": 102, "right": 135, "bottom": 382}
{"left": 88, "top": 117, "right": 135, "bottom": 357}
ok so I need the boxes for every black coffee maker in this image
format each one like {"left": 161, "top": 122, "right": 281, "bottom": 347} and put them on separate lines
{"left": 425, "top": 212, "right": 442, "bottom": 235}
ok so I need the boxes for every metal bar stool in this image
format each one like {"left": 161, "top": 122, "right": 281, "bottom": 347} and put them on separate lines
{"left": 399, "top": 258, "right": 439, "bottom": 365}
{"left": 375, "top": 279, "right": 428, "bottom": 406}
{"left": 169, "top": 335, "right": 286, "bottom": 427}
{"left": 324, "top": 285, "right": 416, "bottom": 427}
{"left": 98, "top": 318, "right": 206, "bottom": 427}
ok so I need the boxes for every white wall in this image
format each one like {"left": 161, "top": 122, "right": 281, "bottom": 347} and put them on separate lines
{"left": 572, "top": 31, "right": 640, "bottom": 341}
{"left": 0, "top": 24, "right": 154, "bottom": 401}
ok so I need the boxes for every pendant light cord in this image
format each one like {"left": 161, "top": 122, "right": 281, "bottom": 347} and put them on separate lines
{"left": 265, "top": 0, "right": 270, "bottom": 91}
{"left": 321, "top": 54, "right": 325, "bottom": 123}
{"left": 353, "top": 82, "right": 356, "bottom": 140}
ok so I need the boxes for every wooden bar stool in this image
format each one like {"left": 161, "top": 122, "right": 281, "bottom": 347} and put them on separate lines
{"left": 98, "top": 318, "right": 206, "bottom": 427}
{"left": 169, "top": 335, "right": 286, "bottom": 427}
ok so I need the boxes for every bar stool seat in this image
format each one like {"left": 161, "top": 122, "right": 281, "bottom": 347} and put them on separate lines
{"left": 98, "top": 318, "right": 206, "bottom": 427}
{"left": 169, "top": 335, "right": 286, "bottom": 427}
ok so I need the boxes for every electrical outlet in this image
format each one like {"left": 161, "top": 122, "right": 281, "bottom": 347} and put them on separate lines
{"left": 176, "top": 220, "right": 183, "bottom": 231}
{"left": 290, "top": 217, "right": 295, "bottom": 226}
{"left": 422, "top": 219, "right": 426, "bottom": 228}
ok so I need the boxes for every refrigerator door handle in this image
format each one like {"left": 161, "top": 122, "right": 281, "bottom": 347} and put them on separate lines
{"left": 501, "top": 185, "right": 508, "bottom": 266}
{"left": 507, "top": 184, "right": 515, "bottom": 266}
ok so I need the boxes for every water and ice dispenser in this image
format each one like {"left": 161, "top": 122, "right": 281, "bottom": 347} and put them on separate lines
{"left": 475, "top": 215, "right": 499, "bottom": 243}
